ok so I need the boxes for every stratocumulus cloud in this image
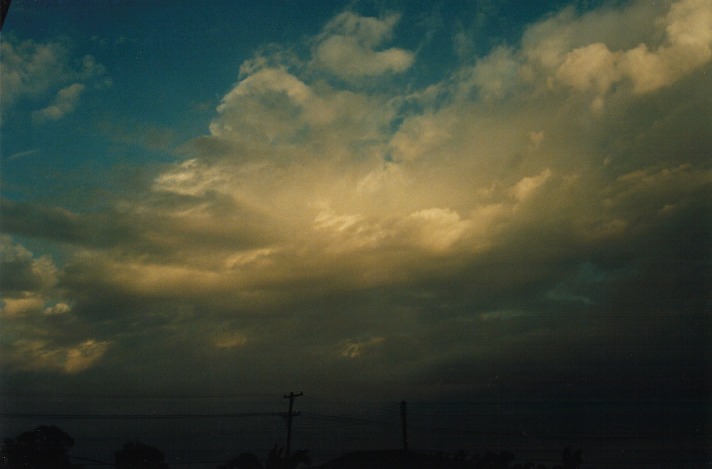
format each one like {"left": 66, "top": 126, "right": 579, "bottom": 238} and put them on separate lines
{"left": 0, "top": 0, "right": 710, "bottom": 404}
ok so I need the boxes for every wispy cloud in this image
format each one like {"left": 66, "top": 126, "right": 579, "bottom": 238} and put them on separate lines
{"left": 6, "top": 148, "right": 40, "bottom": 161}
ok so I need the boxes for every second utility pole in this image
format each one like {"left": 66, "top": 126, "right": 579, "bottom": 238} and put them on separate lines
{"left": 283, "top": 391, "right": 303, "bottom": 459}
{"left": 400, "top": 400, "right": 409, "bottom": 451}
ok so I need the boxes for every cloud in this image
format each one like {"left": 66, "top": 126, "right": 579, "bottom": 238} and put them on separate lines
{"left": 340, "top": 336, "right": 386, "bottom": 358}
{"left": 514, "top": 0, "right": 712, "bottom": 110}
{"left": 1, "top": 1, "right": 710, "bottom": 397}
{"left": 0, "top": 237, "right": 112, "bottom": 374}
{"left": 6, "top": 148, "right": 40, "bottom": 161}
{"left": 459, "top": 46, "right": 520, "bottom": 100}
{"left": 3, "top": 339, "right": 110, "bottom": 374}
{"left": 32, "top": 83, "right": 86, "bottom": 123}
{"left": 0, "top": 35, "right": 108, "bottom": 121}
{"left": 312, "top": 11, "right": 415, "bottom": 80}
{"left": 555, "top": 0, "right": 712, "bottom": 97}
{"left": 0, "top": 235, "right": 58, "bottom": 295}
{"left": 0, "top": 36, "right": 70, "bottom": 107}
{"left": 213, "top": 331, "right": 249, "bottom": 349}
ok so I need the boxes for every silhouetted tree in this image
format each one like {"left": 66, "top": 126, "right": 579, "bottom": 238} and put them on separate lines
{"left": 114, "top": 441, "right": 168, "bottom": 469}
{"left": 561, "top": 447, "right": 582, "bottom": 469}
{"left": 265, "top": 445, "right": 310, "bottom": 469}
{"left": 0, "top": 425, "right": 80, "bottom": 469}
{"left": 478, "top": 451, "right": 515, "bottom": 469}
{"left": 449, "top": 449, "right": 473, "bottom": 468}
{"left": 218, "top": 452, "right": 264, "bottom": 469}
{"left": 512, "top": 462, "right": 548, "bottom": 469}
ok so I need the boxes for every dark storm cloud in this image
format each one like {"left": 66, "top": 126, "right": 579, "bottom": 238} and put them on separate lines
{"left": 1, "top": 190, "right": 275, "bottom": 258}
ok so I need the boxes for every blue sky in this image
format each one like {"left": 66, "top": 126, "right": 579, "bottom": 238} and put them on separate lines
{"left": 1, "top": 0, "right": 711, "bottom": 466}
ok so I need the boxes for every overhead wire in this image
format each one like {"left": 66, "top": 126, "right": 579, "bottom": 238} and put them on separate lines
{"left": 3, "top": 399, "right": 709, "bottom": 468}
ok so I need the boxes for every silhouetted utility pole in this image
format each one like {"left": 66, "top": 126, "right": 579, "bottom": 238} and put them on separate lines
{"left": 400, "top": 400, "right": 409, "bottom": 451}
{"left": 283, "top": 391, "right": 303, "bottom": 459}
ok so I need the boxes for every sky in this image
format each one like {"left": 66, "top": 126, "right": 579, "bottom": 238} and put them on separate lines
{"left": 1, "top": 0, "right": 711, "bottom": 466}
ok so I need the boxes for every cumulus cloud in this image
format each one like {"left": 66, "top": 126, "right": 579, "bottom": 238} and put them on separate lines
{"left": 32, "top": 83, "right": 86, "bottom": 123}
{"left": 161, "top": 3, "right": 706, "bottom": 310}
{"left": 312, "top": 11, "right": 415, "bottom": 79}
{"left": 1, "top": 1, "right": 710, "bottom": 397}
{"left": 516, "top": 0, "right": 712, "bottom": 110}
{"left": 0, "top": 37, "right": 69, "bottom": 107}
{"left": 555, "top": 0, "right": 712, "bottom": 96}
{"left": 30, "top": 1, "right": 710, "bottom": 315}
{"left": 0, "top": 35, "right": 108, "bottom": 121}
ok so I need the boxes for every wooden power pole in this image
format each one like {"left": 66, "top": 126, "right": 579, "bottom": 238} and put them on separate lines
{"left": 283, "top": 391, "right": 303, "bottom": 459}
{"left": 400, "top": 400, "right": 409, "bottom": 451}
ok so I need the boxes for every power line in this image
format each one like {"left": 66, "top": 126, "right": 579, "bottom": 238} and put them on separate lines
{"left": 0, "top": 412, "right": 283, "bottom": 420}
{"left": 0, "top": 392, "right": 278, "bottom": 400}
{"left": 5, "top": 399, "right": 708, "bottom": 468}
